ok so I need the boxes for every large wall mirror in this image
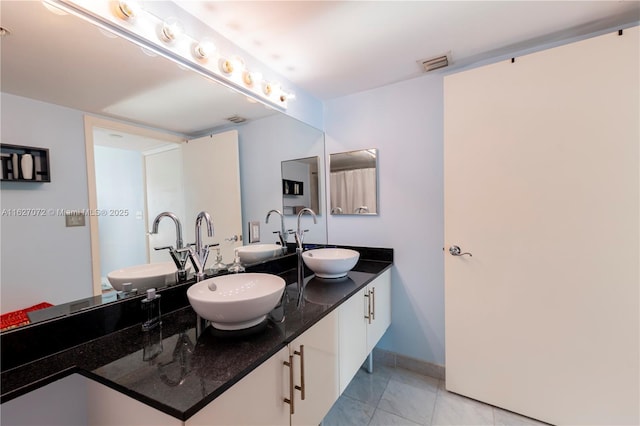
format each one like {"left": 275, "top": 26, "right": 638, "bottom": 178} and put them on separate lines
{"left": 0, "top": 1, "right": 326, "bottom": 329}
{"left": 329, "top": 149, "right": 379, "bottom": 215}
{"left": 281, "top": 157, "right": 321, "bottom": 215}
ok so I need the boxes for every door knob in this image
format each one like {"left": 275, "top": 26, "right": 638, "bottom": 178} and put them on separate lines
{"left": 449, "top": 245, "right": 472, "bottom": 257}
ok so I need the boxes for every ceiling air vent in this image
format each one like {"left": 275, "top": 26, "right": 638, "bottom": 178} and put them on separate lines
{"left": 225, "top": 115, "right": 247, "bottom": 124}
{"left": 418, "top": 53, "right": 450, "bottom": 73}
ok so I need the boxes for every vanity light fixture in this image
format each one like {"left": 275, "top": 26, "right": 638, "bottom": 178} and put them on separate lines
{"left": 262, "top": 81, "right": 273, "bottom": 96}
{"left": 160, "top": 17, "right": 183, "bottom": 43}
{"left": 242, "top": 71, "right": 254, "bottom": 87}
{"left": 46, "top": 0, "right": 294, "bottom": 110}
{"left": 116, "top": 0, "right": 140, "bottom": 20}
{"left": 220, "top": 58, "right": 235, "bottom": 74}
{"left": 193, "top": 39, "right": 215, "bottom": 60}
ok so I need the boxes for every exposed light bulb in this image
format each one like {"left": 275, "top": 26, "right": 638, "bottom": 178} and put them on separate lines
{"left": 116, "top": 0, "right": 141, "bottom": 20}
{"left": 160, "top": 17, "right": 183, "bottom": 42}
{"left": 280, "top": 91, "right": 296, "bottom": 103}
{"left": 242, "top": 71, "right": 254, "bottom": 87}
{"left": 262, "top": 81, "right": 273, "bottom": 96}
{"left": 220, "top": 58, "right": 234, "bottom": 74}
{"left": 193, "top": 39, "right": 215, "bottom": 60}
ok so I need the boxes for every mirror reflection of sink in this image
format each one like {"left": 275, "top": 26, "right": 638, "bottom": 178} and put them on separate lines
{"left": 187, "top": 273, "right": 285, "bottom": 330}
{"left": 236, "top": 244, "right": 284, "bottom": 264}
{"left": 302, "top": 248, "right": 360, "bottom": 279}
{"left": 107, "top": 262, "right": 183, "bottom": 292}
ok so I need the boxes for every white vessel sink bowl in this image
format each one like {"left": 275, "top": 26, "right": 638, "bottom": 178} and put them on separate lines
{"left": 236, "top": 244, "right": 283, "bottom": 264}
{"left": 107, "top": 261, "right": 180, "bottom": 292}
{"left": 187, "top": 273, "right": 285, "bottom": 330}
{"left": 302, "top": 248, "right": 360, "bottom": 279}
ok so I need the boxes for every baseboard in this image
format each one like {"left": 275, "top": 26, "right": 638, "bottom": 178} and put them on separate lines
{"left": 372, "top": 347, "right": 445, "bottom": 380}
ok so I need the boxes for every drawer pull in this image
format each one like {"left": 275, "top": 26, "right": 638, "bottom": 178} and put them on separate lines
{"left": 283, "top": 355, "right": 295, "bottom": 414}
{"left": 364, "top": 291, "right": 372, "bottom": 324}
{"left": 294, "top": 345, "right": 305, "bottom": 400}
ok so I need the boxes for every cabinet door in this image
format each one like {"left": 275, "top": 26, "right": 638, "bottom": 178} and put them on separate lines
{"left": 290, "top": 309, "right": 340, "bottom": 426}
{"left": 188, "top": 346, "right": 290, "bottom": 426}
{"left": 366, "top": 269, "right": 391, "bottom": 353}
{"left": 338, "top": 286, "right": 368, "bottom": 394}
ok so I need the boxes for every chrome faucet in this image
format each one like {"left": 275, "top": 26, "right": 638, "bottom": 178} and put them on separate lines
{"left": 150, "top": 212, "right": 189, "bottom": 282}
{"left": 355, "top": 206, "right": 369, "bottom": 214}
{"left": 290, "top": 208, "right": 317, "bottom": 308}
{"left": 180, "top": 211, "right": 215, "bottom": 282}
{"left": 265, "top": 209, "right": 287, "bottom": 254}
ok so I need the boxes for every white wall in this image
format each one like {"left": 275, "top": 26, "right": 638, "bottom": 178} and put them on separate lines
{"left": 238, "top": 114, "right": 327, "bottom": 245}
{"left": 0, "top": 93, "right": 93, "bottom": 313}
{"left": 324, "top": 75, "right": 445, "bottom": 365}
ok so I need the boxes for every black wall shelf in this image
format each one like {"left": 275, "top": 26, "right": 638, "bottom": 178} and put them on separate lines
{"left": 0, "top": 144, "right": 51, "bottom": 183}
{"left": 282, "top": 179, "right": 303, "bottom": 196}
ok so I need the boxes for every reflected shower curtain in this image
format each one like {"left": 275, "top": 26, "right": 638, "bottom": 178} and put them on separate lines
{"left": 330, "top": 168, "right": 377, "bottom": 214}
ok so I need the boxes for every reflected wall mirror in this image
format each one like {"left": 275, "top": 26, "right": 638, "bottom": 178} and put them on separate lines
{"left": 0, "top": 1, "right": 326, "bottom": 329}
{"left": 329, "top": 149, "right": 379, "bottom": 215}
{"left": 281, "top": 157, "right": 320, "bottom": 215}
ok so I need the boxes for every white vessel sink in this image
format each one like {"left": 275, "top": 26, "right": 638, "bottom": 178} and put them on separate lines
{"left": 236, "top": 244, "right": 283, "bottom": 264}
{"left": 107, "top": 262, "right": 181, "bottom": 292}
{"left": 302, "top": 248, "right": 360, "bottom": 279}
{"left": 187, "top": 273, "right": 285, "bottom": 330}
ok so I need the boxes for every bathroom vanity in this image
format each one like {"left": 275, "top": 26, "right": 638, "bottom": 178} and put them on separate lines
{"left": 0, "top": 247, "right": 392, "bottom": 425}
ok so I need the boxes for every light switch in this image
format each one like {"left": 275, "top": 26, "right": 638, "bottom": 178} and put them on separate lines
{"left": 249, "top": 221, "right": 260, "bottom": 243}
{"left": 65, "top": 212, "right": 85, "bottom": 227}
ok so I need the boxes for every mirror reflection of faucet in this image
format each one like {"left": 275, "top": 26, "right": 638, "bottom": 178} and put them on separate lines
{"left": 150, "top": 212, "right": 189, "bottom": 283}
{"left": 265, "top": 209, "right": 287, "bottom": 255}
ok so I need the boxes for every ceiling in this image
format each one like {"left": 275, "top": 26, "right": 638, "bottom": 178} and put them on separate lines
{"left": 175, "top": 1, "right": 640, "bottom": 100}
{"left": 1, "top": 1, "right": 637, "bottom": 136}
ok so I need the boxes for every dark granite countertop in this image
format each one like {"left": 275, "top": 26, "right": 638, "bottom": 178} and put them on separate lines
{"left": 1, "top": 257, "right": 392, "bottom": 421}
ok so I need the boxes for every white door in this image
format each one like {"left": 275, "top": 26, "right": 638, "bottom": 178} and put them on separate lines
{"left": 444, "top": 28, "right": 639, "bottom": 425}
{"left": 182, "top": 130, "right": 242, "bottom": 266}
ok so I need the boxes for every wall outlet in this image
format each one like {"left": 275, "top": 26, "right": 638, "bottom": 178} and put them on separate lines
{"left": 248, "top": 221, "right": 260, "bottom": 243}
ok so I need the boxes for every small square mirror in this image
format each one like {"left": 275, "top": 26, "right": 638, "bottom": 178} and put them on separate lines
{"left": 329, "top": 149, "right": 378, "bottom": 215}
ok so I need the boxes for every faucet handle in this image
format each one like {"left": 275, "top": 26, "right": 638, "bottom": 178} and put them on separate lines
{"left": 154, "top": 245, "right": 174, "bottom": 251}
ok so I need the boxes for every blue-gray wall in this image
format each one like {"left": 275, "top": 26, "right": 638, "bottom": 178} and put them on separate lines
{"left": 0, "top": 93, "right": 93, "bottom": 313}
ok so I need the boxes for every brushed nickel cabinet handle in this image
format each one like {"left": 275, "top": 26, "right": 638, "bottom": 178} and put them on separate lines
{"left": 283, "top": 355, "right": 295, "bottom": 414}
{"left": 294, "top": 345, "right": 305, "bottom": 400}
{"left": 364, "top": 291, "right": 372, "bottom": 324}
{"left": 371, "top": 287, "right": 376, "bottom": 321}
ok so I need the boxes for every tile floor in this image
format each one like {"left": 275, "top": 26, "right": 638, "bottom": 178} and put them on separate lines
{"left": 322, "top": 365, "right": 550, "bottom": 426}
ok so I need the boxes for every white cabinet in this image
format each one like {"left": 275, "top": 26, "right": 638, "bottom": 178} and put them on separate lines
{"left": 290, "top": 309, "right": 340, "bottom": 426}
{"left": 365, "top": 269, "right": 391, "bottom": 353}
{"left": 2, "top": 374, "right": 89, "bottom": 426}
{"left": 193, "top": 309, "right": 340, "bottom": 426}
{"left": 338, "top": 269, "right": 391, "bottom": 393}
{"left": 187, "top": 346, "right": 290, "bottom": 426}
{"left": 338, "top": 286, "right": 368, "bottom": 394}
{"left": 35, "top": 271, "right": 387, "bottom": 425}
{"left": 87, "top": 379, "right": 182, "bottom": 426}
